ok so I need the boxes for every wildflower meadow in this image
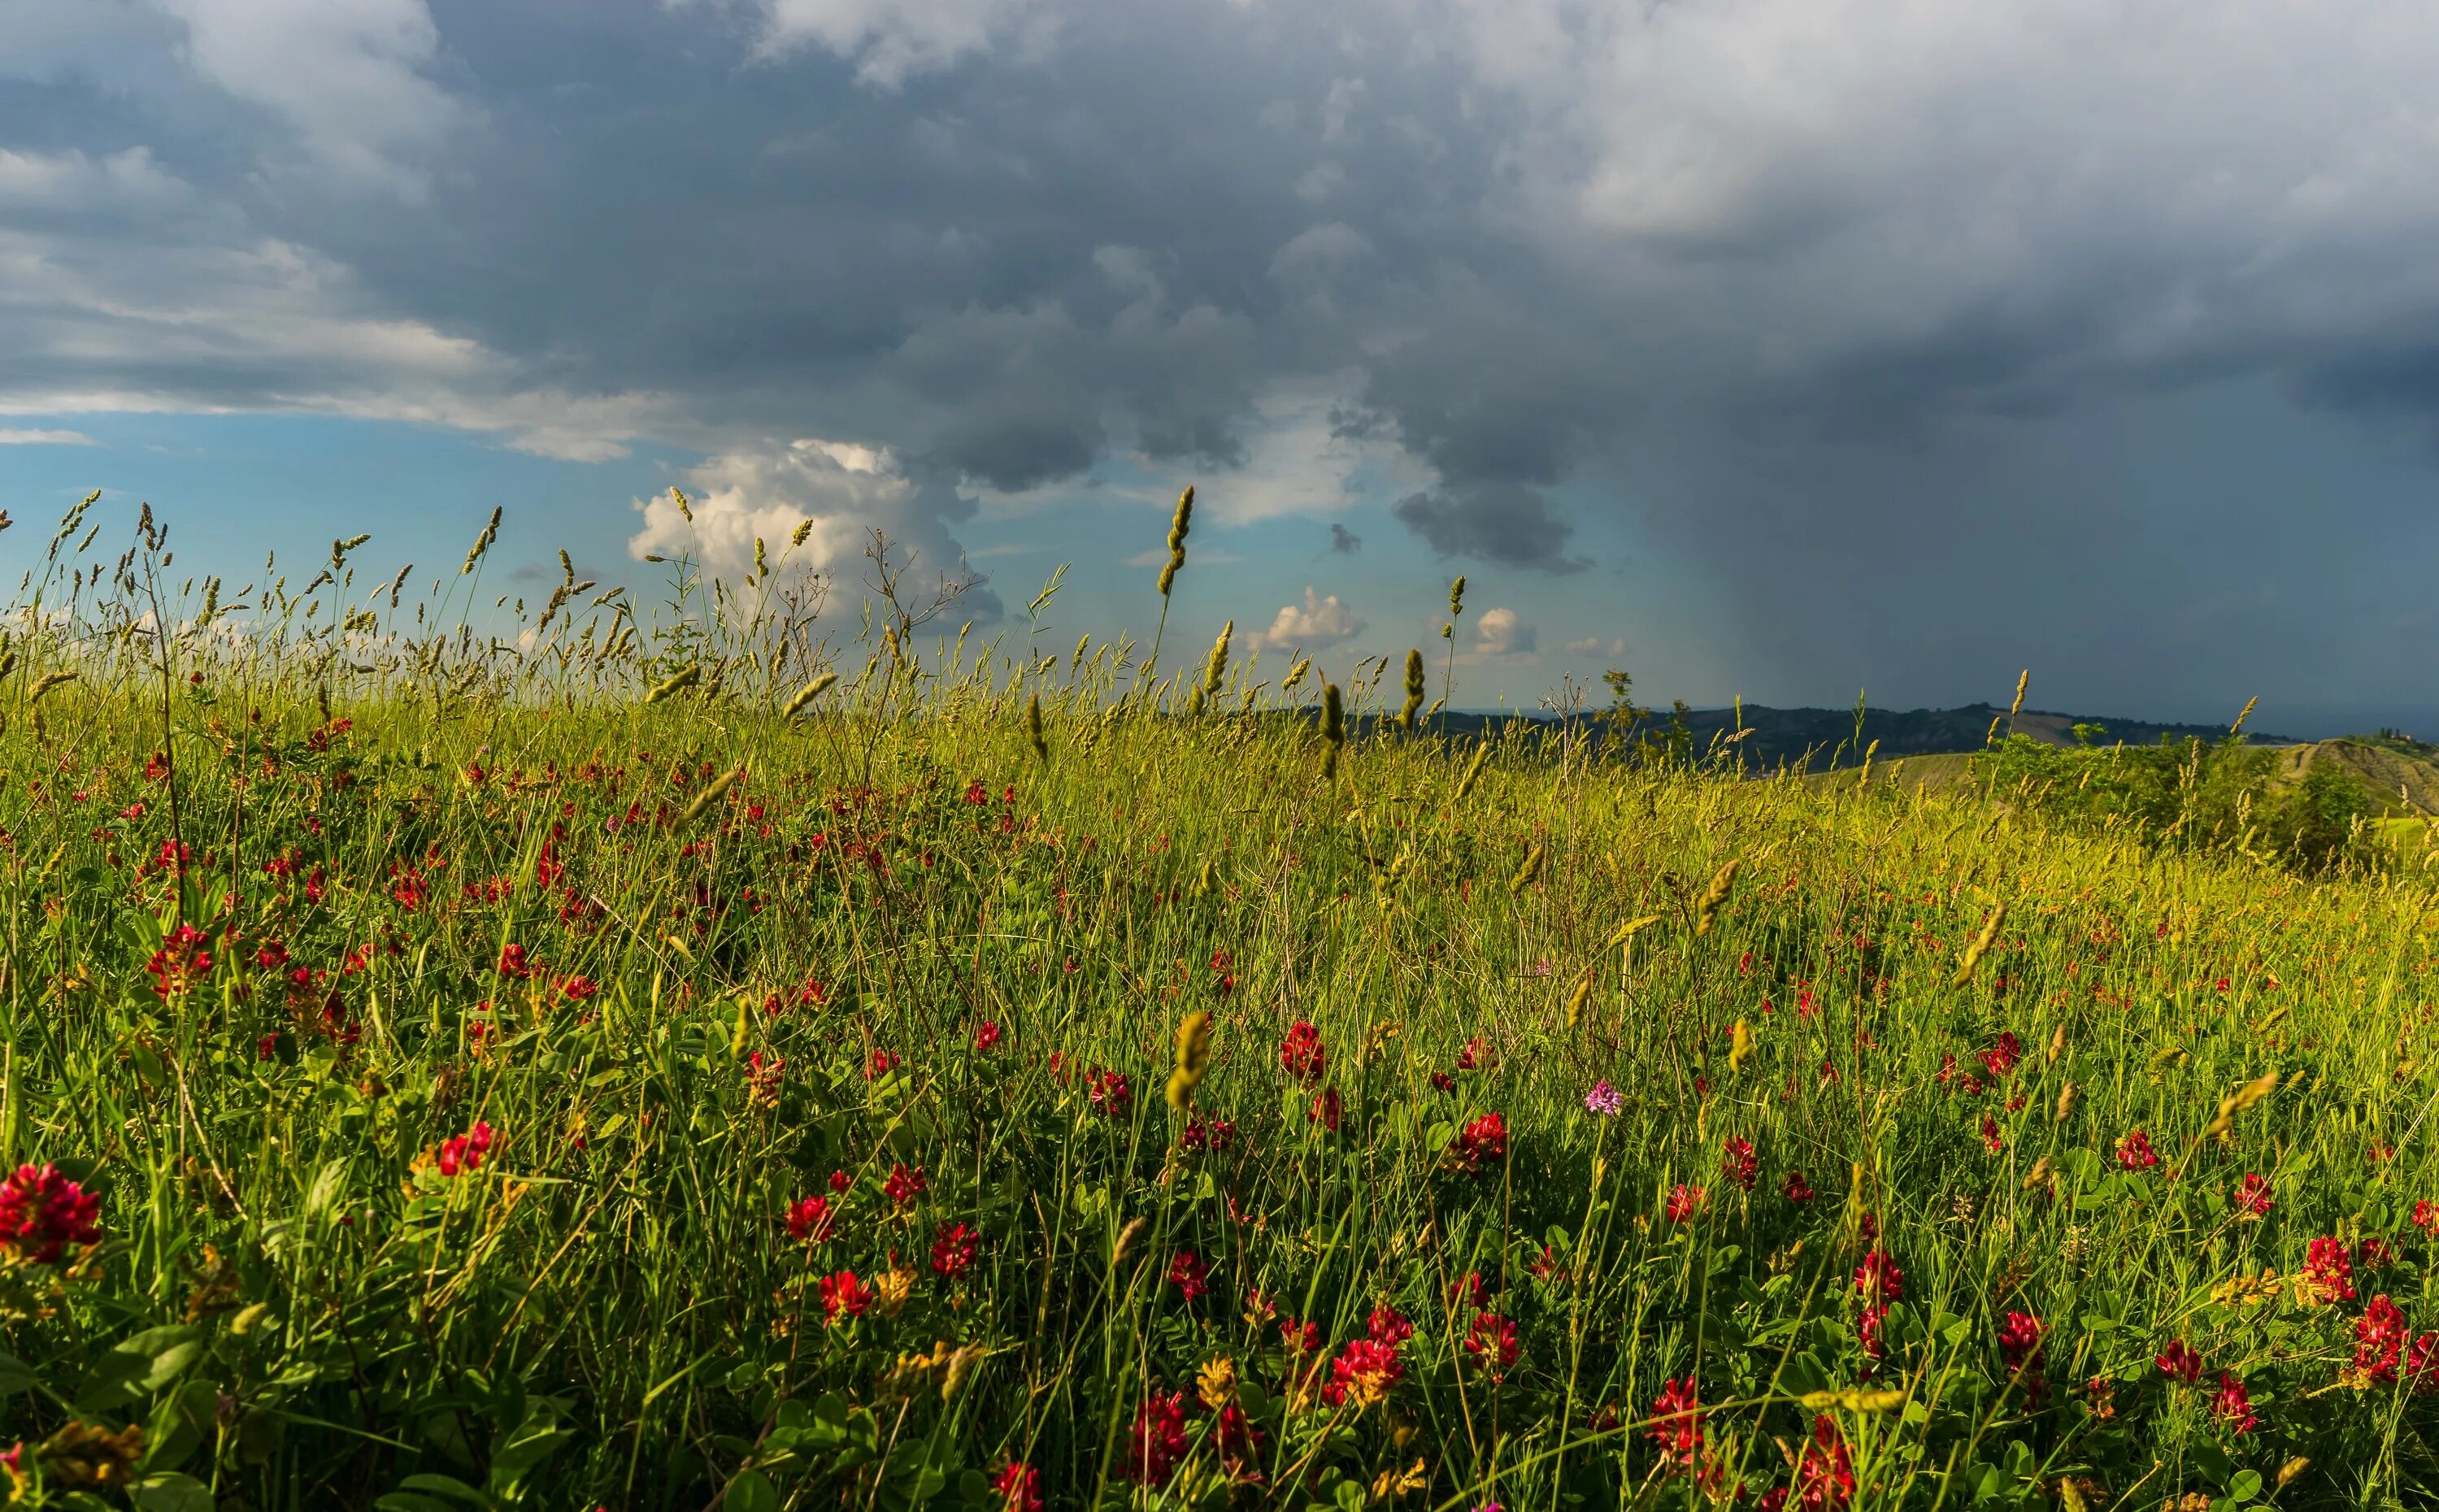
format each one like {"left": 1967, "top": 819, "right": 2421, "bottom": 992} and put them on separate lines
{"left": 0, "top": 489, "right": 2435, "bottom": 1510}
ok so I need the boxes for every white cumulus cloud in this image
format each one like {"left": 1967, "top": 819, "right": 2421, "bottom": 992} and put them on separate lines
{"left": 629, "top": 438, "right": 985, "bottom": 591}
{"left": 1259, "top": 586, "right": 1366, "bottom": 650}
{"left": 1472, "top": 606, "right": 1537, "bottom": 658}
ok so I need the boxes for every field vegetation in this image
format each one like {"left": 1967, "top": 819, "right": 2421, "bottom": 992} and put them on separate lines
{"left": 0, "top": 490, "right": 2436, "bottom": 1510}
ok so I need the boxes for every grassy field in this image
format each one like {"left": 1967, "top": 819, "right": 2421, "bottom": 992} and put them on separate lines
{"left": 2, "top": 497, "right": 2438, "bottom": 1510}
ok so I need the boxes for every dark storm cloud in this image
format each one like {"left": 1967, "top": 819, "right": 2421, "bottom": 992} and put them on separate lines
{"left": 7, "top": 0, "right": 2439, "bottom": 714}
{"left": 347, "top": 2, "right": 1414, "bottom": 445}
{"left": 1393, "top": 484, "right": 1589, "bottom": 576}
{"left": 2290, "top": 331, "right": 2439, "bottom": 461}
{"left": 1329, "top": 522, "right": 1360, "bottom": 554}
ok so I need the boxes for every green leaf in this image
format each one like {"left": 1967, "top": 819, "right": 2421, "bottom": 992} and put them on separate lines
{"left": 128, "top": 1041, "right": 167, "bottom": 1088}
{"left": 726, "top": 1471, "right": 780, "bottom": 1512}
{"left": 2228, "top": 1469, "right": 2261, "bottom": 1503}
{"left": 397, "top": 1474, "right": 490, "bottom": 1508}
{"left": 0, "top": 1349, "right": 36, "bottom": 1398}
{"left": 306, "top": 1160, "right": 347, "bottom": 1224}
{"left": 133, "top": 1473, "right": 214, "bottom": 1512}
{"left": 485, "top": 1403, "right": 568, "bottom": 1489}
{"left": 141, "top": 1340, "right": 204, "bottom": 1392}
{"left": 144, "top": 1381, "right": 217, "bottom": 1472}
{"left": 1881, "top": 1302, "right": 1919, "bottom": 1346}
{"left": 89, "top": 1326, "right": 202, "bottom": 1399}
{"left": 1780, "top": 1351, "right": 1831, "bottom": 1399}
{"left": 112, "top": 1324, "right": 198, "bottom": 1364}
{"left": 2189, "top": 1438, "right": 2239, "bottom": 1488}
{"left": 374, "top": 1496, "right": 467, "bottom": 1512}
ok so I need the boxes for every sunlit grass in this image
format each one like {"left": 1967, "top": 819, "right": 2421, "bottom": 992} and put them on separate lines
{"left": 0, "top": 497, "right": 2432, "bottom": 1510}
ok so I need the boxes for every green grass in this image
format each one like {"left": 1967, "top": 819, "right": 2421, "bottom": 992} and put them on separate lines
{"left": 1, "top": 505, "right": 2437, "bottom": 1510}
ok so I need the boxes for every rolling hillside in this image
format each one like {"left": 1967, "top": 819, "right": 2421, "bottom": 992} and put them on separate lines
{"left": 1406, "top": 700, "right": 2286, "bottom": 771}
{"left": 1848, "top": 733, "right": 2439, "bottom": 867}
{"left": 1671, "top": 700, "right": 2285, "bottom": 771}
{"left": 2273, "top": 733, "right": 2439, "bottom": 816}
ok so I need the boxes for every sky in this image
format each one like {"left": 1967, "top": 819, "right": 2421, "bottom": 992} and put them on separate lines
{"left": 4, "top": 0, "right": 2439, "bottom": 733}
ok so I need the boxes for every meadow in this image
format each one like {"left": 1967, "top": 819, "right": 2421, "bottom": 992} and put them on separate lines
{"left": 0, "top": 490, "right": 2436, "bottom": 1510}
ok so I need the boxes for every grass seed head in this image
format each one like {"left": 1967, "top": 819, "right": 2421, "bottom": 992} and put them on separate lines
{"left": 1509, "top": 843, "right": 1543, "bottom": 895}
{"left": 1693, "top": 859, "right": 1740, "bottom": 936}
{"left": 1167, "top": 1009, "right": 1212, "bottom": 1110}
{"left": 783, "top": 671, "right": 837, "bottom": 718}
{"left": 1605, "top": 915, "right": 1663, "bottom": 951}
{"left": 941, "top": 1343, "right": 986, "bottom": 1401}
{"left": 1157, "top": 486, "right": 1193, "bottom": 597}
{"left": 2204, "top": 1071, "right": 2279, "bottom": 1139}
{"left": 680, "top": 765, "right": 745, "bottom": 828}
{"left": 645, "top": 664, "right": 702, "bottom": 704}
{"left": 1196, "top": 619, "right": 1233, "bottom": 712}
{"left": 1456, "top": 742, "right": 1490, "bottom": 802}
{"left": 27, "top": 670, "right": 77, "bottom": 703}
{"left": 461, "top": 506, "right": 504, "bottom": 575}
{"left": 1112, "top": 1216, "right": 1148, "bottom": 1267}
{"left": 1954, "top": 900, "right": 2007, "bottom": 985}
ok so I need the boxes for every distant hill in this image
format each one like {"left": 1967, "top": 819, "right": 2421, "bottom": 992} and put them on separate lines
{"left": 2272, "top": 734, "right": 2439, "bottom": 817}
{"left": 1343, "top": 704, "right": 2437, "bottom": 862}
{"left": 1390, "top": 701, "right": 2285, "bottom": 773}
{"left": 1846, "top": 732, "right": 2439, "bottom": 826}
{"left": 1667, "top": 701, "right": 2285, "bottom": 771}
